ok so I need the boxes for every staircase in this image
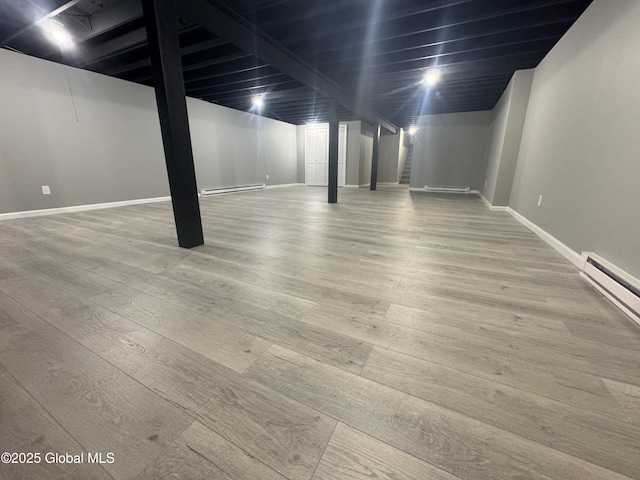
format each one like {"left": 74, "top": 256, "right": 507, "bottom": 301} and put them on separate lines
{"left": 399, "top": 143, "right": 413, "bottom": 184}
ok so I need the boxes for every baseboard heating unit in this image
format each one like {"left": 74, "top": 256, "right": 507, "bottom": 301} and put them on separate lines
{"left": 424, "top": 185, "right": 470, "bottom": 194}
{"left": 200, "top": 184, "right": 265, "bottom": 196}
{"left": 580, "top": 252, "right": 640, "bottom": 325}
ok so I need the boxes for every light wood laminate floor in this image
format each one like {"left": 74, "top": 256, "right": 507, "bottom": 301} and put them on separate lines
{"left": 1, "top": 185, "right": 639, "bottom": 480}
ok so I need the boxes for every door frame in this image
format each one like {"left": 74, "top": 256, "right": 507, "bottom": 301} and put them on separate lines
{"left": 305, "top": 124, "right": 347, "bottom": 186}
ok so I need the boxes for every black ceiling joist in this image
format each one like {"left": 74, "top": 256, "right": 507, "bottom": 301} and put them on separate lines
{"left": 177, "top": 0, "right": 397, "bottom": 134}
{"left": 103, "top": 37, "right": 228, "bottom": 76}
{"left": 0, "top": 0, "right": 592, "bottom": 129}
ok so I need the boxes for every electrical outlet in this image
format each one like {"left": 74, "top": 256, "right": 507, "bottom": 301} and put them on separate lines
{"left": 42, "top": 185, "right": 51, "bottom": 195}
{"left": 484, "top": 180, "right": 487, "bottom": 188}
{"left": 537, "top": 194, "right": 543, "bottom": 207}
{"left": 266, "top": 174, "right": 269, "bottom": 180}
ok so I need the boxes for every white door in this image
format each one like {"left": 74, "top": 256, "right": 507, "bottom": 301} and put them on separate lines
{"left": 305, "top": 127, "right": 327, "bottom": 186}
{"left": 305, "top": 125, "right": 347, "bottom": 186}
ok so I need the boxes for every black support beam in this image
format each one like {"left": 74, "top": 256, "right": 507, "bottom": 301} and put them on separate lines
{"left": 328, "top": 99, "right": 339, "bottom": 204}
{"left": 177, "top": 0, "right": 397, "bottom": 134}
{"left": 142, "top": 0, "right": 204, "bottom": 248}
{"left": 370, "top": 124, "right": 381, "bottom": 191}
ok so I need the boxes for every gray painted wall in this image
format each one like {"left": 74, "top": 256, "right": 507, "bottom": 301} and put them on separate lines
{"left": 345, "top": 121, "right": 362, "bottom": 186}
{"left": 0, "top": 49, "right": 297, "bottom": 214}
{"left": 482, "top": 69, "right": 534, "bottom": 205}
{"left": 189, "top": 99, "right": 297, "bottom": 189}
{"left": 377, "top": 128, "right": 408, "bottom": 183}
{"left": 359, "top": 123, "right": 374, "bottom": 186}
{"left": 510, "top": 0, "right": 640, "bottom": 278}
{"left": 0, "top": 49, "right": 167, "bottom": 213}
{"left": 410, "top": 111, "right": 492, "bottom": 190}
{"left": 397, "top": 129, "right": 408, "bottom": 183}
{"left": 378, "top": 131, "right": 401, "bottom": 183}
{"left": 482, "top": 79, "right": 513, "bottom": 203}
{"left": 296, "top": 125, "right": 305, "bottom": 184}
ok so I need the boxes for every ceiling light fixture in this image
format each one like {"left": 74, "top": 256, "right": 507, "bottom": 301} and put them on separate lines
{"left": 39, "top": 19, "right": 73, "bottom": 49}
{"left": 423, "top": 67, "right": 441, "bottom": 86}
{"left": 408, "top": 126, "right": 417, "bottom": 135}
{"left": 251, "top": 95, "right": 264, "bottom": 109}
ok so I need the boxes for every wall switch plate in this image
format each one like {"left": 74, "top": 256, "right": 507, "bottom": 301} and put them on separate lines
{"left": 42, "top": 185, "right": 51, "bottom": 195}
{"left": 484, "top": 180, "right": 487, "bottom": 188}
{"left": 537, "top": 194, "right": 543, "bottom": 207}
{"left": 266, "top": 174, "right": 269, "bottom": 180}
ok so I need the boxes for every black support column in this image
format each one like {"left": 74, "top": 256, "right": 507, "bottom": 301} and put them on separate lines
{"left": 370, "top": 123, "right": 381, "bottom": 191}
{"left": 142, "top": 0, "right": 204, "bottom": 248}
{"left": 328, "top": 98, "right": 339, "bottom": 204}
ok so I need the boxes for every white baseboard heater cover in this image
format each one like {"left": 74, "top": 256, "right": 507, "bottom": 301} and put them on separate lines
{"left": 580, "top": 252, "right": 640, "bottom": 325}
{"left": 200, "top": 184, "right": 265, "bottom": 196}
{"left": 424, "top": 185, "right": 470, "bottom": 194}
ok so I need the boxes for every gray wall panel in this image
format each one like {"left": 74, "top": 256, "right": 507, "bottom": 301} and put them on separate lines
{"left": 410, "top": 111, "right": 492, "bottom": 190}
{"left": 378, "top": 132, "right": 401, "bottom": 183}
{"left": 482, "top": 69, "right": 534, "bottom": 206}
{"left": 0, "top": 49, "right": 297, "bottom": 214}
{"left": 359, "top": 123, "right": 374, "bottom": 186}
{"left": 345, "top": 121, "right": 362, "bottom": 186}
{"left": 510, "top": 0, "right": 640, "bottom": 278}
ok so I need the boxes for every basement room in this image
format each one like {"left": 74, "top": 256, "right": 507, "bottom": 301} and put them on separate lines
{"left": 1, "top": 1, "right": 639, "bottom": 479}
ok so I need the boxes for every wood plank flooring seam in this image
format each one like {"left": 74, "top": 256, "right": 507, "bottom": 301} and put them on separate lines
{"left": 308, "top": 418, "right": 340, "bottom": 480}
{"left": 383, "top": 310, "right": 640, "bottom": 396}
{"left": 0, "top": 357, "right": 119, "bottom": 480}
{"left": 0, "top": 285, "right": 203, "bottom": 428}
{"left": 1, "top": 287, "right": 333, "bottom": 480}
{"left": 245, "top": 345, "right": 637, "bottom": 480}
{"left": 311, "top": 422, "right": 466, "bottom": 480}
{"left": 58, "top": 257, "right": 371, "bottom": 375}
{"left": 130, "top": 420, "right": 198, "bottom": 480}
{"left": 243, "top": 357, "right": 545, "bottom": 479}
{"left": 360, "top": 336, "right": 633, "bottom": 425}
{"left": 359, "top": 347, "right": 640, "bottom": 475}
{"left": 350, "top": 354, "right": 639, "bottom": 470}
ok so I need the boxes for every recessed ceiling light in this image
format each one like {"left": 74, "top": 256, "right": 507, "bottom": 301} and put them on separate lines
{"left": 252, "top": 95, "right": 264, "bottom": 109}
{"left": 423, "top": 67, "right": 441, "bottom": 86}
{"left": 39, "top": 19, "right": 73, "bottom": 49}
{"left": 408, "top": 126, "right": 417, "bottom": 135}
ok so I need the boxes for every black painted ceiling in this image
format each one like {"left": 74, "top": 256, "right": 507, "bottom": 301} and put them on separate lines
{"left": 1, "top": 0, "right": 592, "bottom": 130}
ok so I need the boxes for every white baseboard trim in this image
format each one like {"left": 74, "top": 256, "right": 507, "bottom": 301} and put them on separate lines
{"left": 359, "top": 183, "right": 371, "bottom": 188}
{"left": 506, "top": 208, "right": 582, "bottom": 268}
{"left": 477, "top": 193, "right": 581, "bottom": 268}
{"left": 377, "top": 182, "right": 400, "bottom": 185}
{"left": 480, "top": 199, "right": 639, "bottom": 323}
{"left": 0, "top": 196, "right": 171, "bottom": 221}
{"left": 408, "top": 187, "right": 422, "bottom": 192}
{"left": 345, "top": 185, "right": 359, "bottom": 188}
{"left": 480, "top": 194, "right": 509, "bottom": 212}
